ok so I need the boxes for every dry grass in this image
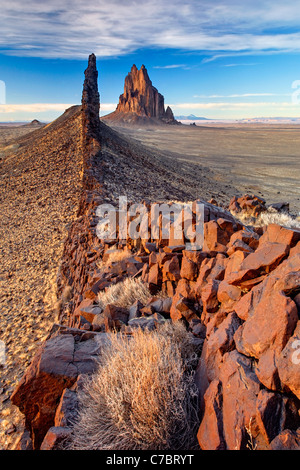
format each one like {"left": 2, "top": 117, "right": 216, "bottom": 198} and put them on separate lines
{"left": 68, "top": 322, "right": 200, "bottom": 450}
{"left": 97, "top": 248, "right": 132, "bottom": 271}
{"left": 234, "top": 207, "right": 300, "bottom": 229}
{"left": 97, "top": 277, "right": 154, "bottom": 310}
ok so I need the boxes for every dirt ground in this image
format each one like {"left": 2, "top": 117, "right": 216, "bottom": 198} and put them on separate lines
{"left": 107, "top": 122, "right": 300, "bottom": 215}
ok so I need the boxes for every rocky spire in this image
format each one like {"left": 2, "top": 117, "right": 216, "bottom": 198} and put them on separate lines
{"left": 115, "top": 64, "right": 176, "bottom": 123}
{"left": 81, "top": 53, "right": 100, "bottom": 140}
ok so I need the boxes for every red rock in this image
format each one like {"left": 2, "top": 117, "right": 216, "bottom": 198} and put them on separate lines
{"left": 148, "top": 263, "right": 162, "bottom": 286}
{"left": 197, "top": 380, "right": 226, "bottom": 450}
{"left": 144, "top": 241, "right": 157, "bottom": 253}
{"left": 220, "top": 351, "right": 261, "bottom": 450}
{"left": 163, "top": 244, "right": 185, "bottom": 253}
{"left": 258, "top": 223, "right": 300, "bottom": 249}
{"left": 201, "top": 280, "right": 220, "bottom": 322}
{"left": 290, "top": 240, "right": 300, "bottom": 257}
{"left": 203, "top": 220, "right": 228, "bottom": 253}
{"left": 74, "top": 300, "right": 102, "bottom": 324}
{"left": 270, "top": 429, "right": 300, "bottom": 450}
{"left": 106, "top": 64, "right": 177, "bottom": 124}
{"left": 256, "top": 390, "right": 285, "bottom": 444}
{"left": 83, "top": 278, "right": 106, "bottom": 299}
{"left": 40, "top": 426, "right": 72, "bottom": 450}
{"left": 234, "top": 290, "right": 298, "bottom": 360}
{"left": 54, "top": 388, "right": 78, "bottom": 427}
{"left": 217, "top": 280, "right": 241, "bottom": 312}
{"left": 167, "top": 227, "right": 185, "bottom": 247}
{"left": 174, "top": 296, "right": 197, "bottom": 322}
{"left": 103, "top": 304, "right": 129, "bottom": 331}
{"left": 227, "top": 242, "right": 289, "bottom": 286}
{"left": 217, "top": 217, "right": 236, "bottom": 235}
{"left": 227, "top": 239, "right": 253, "bottom": 256}
{"left": 149, "top": 251, "right": 158, "bottom": 267}
{"left": 157, "top": 250, "right": 174, "bottom": 267}
{"left": 229, "top": 229, "right": 260, "bottom": 250}
{"left": 224, "top": 250, "right": 247, "bottom": 282}
{"left": 201, "top": 312, "right": 242, "bottom": 383}
{"left": 180, "top": 256, "right": 198, "bottom": 280}
{"left": 10, "top": 335, "right": 78, "bottom": 449}
{"left": 277, "top": 321, "right": 300, "bottom": 399}
{"left": 229, "top": 194, "right": 266, "bottom": 217}
{"left": 176, "top": 278, "right": 194, "bottom": 299}
{"left": 141, "top": 263, "right": 149, "bottom": 282}
{"left": 128, "top": 299, "right": 143, "bottom": 321}
{"left": 15, "top": 430, "right": 33, "bottom": 450}
{"left": 162, "top": 255, "right": 181, "bottom": 282}
{"left": 196, "top": 256, "right": 227, "bottom": 296}
{"left": 183, "top": 249, "right": 207, "bottom": 267}
{"left": 255, "top": 348, "right": 281, "bottom": 390}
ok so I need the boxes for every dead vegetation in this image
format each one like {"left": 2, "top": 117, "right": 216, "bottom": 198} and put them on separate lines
{"left": 97, "top": 277, "right": 160, "bottom": 310}
{"left": 68, "top": 322, "right": 200, "bottom": 450}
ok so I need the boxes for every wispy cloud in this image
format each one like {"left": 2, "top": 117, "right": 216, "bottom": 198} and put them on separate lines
{"left": 193, "top": 93, "right": 291, "bottom": 98}
{"left": 170, "top": 102, "right": 297, "bottom": 109}
{"left": 0, "top": 103, "right": 74, "bottom": 113}
{"left": 153, "top": 64, "right": 187, "bottom": 69}
{"left": 1, "top": 1, "right": 300, "bottom": 59}
{"left": 0, "top": 102, "right": 117, "bottom": 113}
{"left": 222, "top": 63, "right": 260, "bottom": 67}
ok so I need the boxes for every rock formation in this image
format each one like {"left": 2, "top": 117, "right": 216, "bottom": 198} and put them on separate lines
{"left": 104, "top": 64, "right": 177, "bottom": 125}
{"left": 81, "top": 53, "right": 101, "bottom": 147}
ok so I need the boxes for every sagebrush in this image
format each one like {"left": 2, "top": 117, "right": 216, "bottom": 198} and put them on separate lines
{"left": 68, "top": 322, "right": 200, "bottom": 450}
{"left": 97, "top": 277, "right": 156, "bottom": 309}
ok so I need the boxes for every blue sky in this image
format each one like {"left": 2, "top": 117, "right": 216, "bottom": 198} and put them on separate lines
{"left": 1, "top": 0, "right": 300, "bottom": 121}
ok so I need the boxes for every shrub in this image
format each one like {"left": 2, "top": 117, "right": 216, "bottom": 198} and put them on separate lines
{"left": 97, "top": 277, "right": 153, "bottom": 310}
{"left": 68, "top": 322, "right": 200, "bottom": 450}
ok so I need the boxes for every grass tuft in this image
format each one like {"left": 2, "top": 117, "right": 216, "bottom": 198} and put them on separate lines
{"left": 68, "top": 322, "right": 200, "bottom": 450}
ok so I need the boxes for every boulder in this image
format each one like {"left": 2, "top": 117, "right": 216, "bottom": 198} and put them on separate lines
{"left": 40, "top": 426, "right": 72, "bottom": 450}
{"left": 234, "top": 290, "right": 298, "bottom": 360}
{"left": 219, "top": 351, "right": 261, "bottom": 450}
{"left": 103, "top": 304, "right": 129, "bottom": 331}
{"left": 197, "top": 380, "right": 226, "bottom": 450}
{"left": 227, "top": 242, "right": 289, "bottom": 287}
{"left": 258, "top": 223, "right": 300, "bottom": 249}
{"left": 270, "top": 429, "right": 300, "bottom": 450}
{"left": 229, "top": 194, "right": 266, "bottom": 218}
{"left": 256, "top": 390, "right": 285, "bottom": 445}
{"left": 277, "top": 321, "right": 300, "bottom": 399}
{"left": 11, "top": 332, "right": 106, "bottom": 448}
{"left": 203, "top": 220, "right": 228, "bottom": 253}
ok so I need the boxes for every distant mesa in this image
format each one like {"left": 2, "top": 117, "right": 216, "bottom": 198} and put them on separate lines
{"left": 103, "top": 64, "right": 178, "bottom": 126}
{"left": 23, "top": 119, "right": 44, "bottom": 127}
{"left": 175, "top": 114, "right": 209, "bottom": 121}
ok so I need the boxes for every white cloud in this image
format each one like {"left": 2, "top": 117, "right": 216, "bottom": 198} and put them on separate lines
{"left": 0, "top": 102, "right": 117, "bottom": 113}
{"left": 153, "top": 64, "right": 187, "bottom": 69}
{"left": 1, "top": 1, "right": 300, "bottom": 59}
{"left": 170, "top": 102, "right": 298, "bottom": 109}
{"left": 193, "top": 93, "right": 291, "bottom": 98}
{"left": 0, "top": 103, "right": 74, "bottom": 113}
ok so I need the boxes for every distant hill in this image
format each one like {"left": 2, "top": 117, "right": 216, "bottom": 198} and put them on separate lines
{"left": 23, "top": 119, "right": 45, "bottom": 127}
{"left": 175, "top": 114, "right": 209, "bottom": 121}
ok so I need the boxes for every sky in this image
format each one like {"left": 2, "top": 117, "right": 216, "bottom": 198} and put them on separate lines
{"left": 1, "top": 0, "right": 300, "bottom": 121}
